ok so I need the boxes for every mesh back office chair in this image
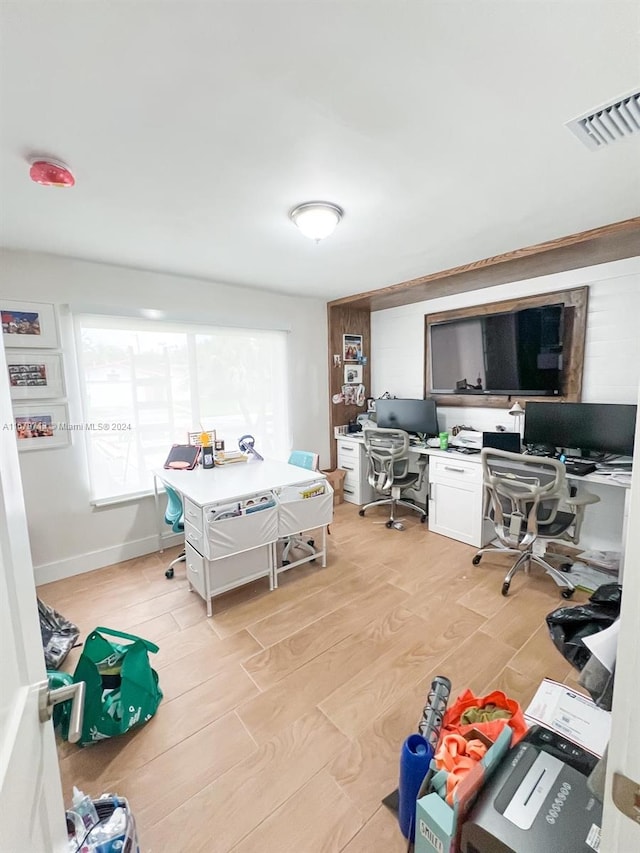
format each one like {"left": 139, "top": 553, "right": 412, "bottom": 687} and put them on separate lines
{"left": 164, "top": 485, "right": 186, "bottom": 579}
{"left": 359, "top": 428, "right": 427, "bottom": 529}
{"left": 472, "top": 448, "right": 599, "bottom": 598}
{"left": 282, "top": 450, "right": 320, "bottom": 565}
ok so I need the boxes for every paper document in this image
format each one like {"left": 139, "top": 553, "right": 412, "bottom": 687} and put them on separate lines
{"left": 524, "top": 678, "right": 611, "bottom": 757}
{"left": 583, "top": 620, "right": 619, "bottom": 674}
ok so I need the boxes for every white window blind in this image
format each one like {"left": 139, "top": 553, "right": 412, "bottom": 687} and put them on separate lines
{"left": 75, "top": 315, "right": 290, "bottom": 502}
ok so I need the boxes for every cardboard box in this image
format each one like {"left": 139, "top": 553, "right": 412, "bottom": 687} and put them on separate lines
{"left": 322, "top": 469, "right": 346, "bottom": 505}
{"left": 414, "top": 726, "right": 512, "bottom": 853}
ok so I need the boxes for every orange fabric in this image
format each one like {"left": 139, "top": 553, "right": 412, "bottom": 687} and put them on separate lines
{"left": 434, "top": 733, "right": 488, "bottom": 805}
{"left": 441, "top": 688, "right": 527, "bottom": 745}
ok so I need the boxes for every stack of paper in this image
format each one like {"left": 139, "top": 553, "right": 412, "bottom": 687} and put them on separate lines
{"left": 524, "top": 678, "right": 611, "bottom": 757}
{"left": 214, "top": 451, "right": 248, "bottom": 465}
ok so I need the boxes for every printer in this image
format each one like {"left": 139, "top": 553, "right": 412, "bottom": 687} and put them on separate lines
{"left": 460, "top": 726, "right": 602, "bottom": 853}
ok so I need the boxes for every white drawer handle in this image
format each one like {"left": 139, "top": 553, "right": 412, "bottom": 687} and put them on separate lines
{"left": 339, "top": 445, "right": 355, "bottom": 452}
{"left": 187, "top": 562, "right": 199, "bottom": 574}
{"left": 341, "top": 464, "right": 355, "bottom": 470}
{"left": 344, "top": 486, "right": 355, "bottom": 494}
{"left": 444, "top": 466, "right": 466, "bottom": 473}
{"left": 186, "top": 509, "right": 198, "bottom": 519}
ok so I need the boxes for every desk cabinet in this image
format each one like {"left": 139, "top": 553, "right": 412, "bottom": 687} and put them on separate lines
{"left": 336, "top": 437, "right": 374, "bottom": 505}
{"left": 428, "top": 454, "right": 492, "bottom": 547}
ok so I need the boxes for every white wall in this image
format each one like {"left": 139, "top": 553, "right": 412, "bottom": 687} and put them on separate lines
{"left": 371, "top": 256, "right": 640, "bottom": 551}
{"left": 0, "top": 250, "right": 329, "bottom": 583}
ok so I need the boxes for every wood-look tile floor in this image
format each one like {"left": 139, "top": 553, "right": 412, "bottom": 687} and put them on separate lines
{"left": 39, "top": 502, "right": 588, "bottom": 852}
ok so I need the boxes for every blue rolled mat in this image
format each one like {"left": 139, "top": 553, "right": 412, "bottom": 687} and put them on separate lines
{"left": 398, "top": 732, "right": 434, "bottom": 839}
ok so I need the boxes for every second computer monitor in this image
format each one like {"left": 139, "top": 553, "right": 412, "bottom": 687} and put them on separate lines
{"left": 524, "top": 401, "right": 637, "bottom": 456}
{"left": 375, "top": 398, "right": 439, "bottom": 437}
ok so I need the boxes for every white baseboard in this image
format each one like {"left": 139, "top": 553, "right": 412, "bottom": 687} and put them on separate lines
{"left": 34, "top": 532, "right": 184, "bottom": 586}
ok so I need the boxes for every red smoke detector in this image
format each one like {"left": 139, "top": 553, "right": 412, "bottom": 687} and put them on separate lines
{"left": 29, "top": 160, "right": 75, "bottom": 187}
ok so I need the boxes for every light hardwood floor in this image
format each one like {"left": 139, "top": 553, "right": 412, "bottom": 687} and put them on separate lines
{"left": 39, "top": 502, "right": 588, "bottom": 852}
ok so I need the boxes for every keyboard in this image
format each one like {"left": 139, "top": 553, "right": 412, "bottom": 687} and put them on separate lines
{"left": 564, "top": 461, "right": 597, "bottom": 477}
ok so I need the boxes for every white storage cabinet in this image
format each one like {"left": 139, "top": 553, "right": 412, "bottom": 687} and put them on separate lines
{"left": 428, "top": 453, "right": 493, "bottom": 547}
{"left": 336, "top": 436, "right": 374, "bottom": 506}
{"left": 274, "top": 479, "right": 333, "bottom": 582}
{"left": 184, "top": 492, "right": 278, "bottom": 616}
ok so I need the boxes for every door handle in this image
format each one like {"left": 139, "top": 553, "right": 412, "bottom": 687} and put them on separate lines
{"left": 612, "top": 772, "right": 640, "bottom": 824}
{"left": 38, "top": 679, "right": 85, "bottom": 744}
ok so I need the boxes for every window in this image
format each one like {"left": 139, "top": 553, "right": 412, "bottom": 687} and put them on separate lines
{"left": 75, "top": 315, "right": 290, "bottom": 502}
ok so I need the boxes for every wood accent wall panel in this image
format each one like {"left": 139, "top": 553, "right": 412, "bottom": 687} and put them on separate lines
{"left": 328, "top": 305, "right": 371, "bottom": 468}
{"left": 329, "top": 218, "right": 639, "bottom": 312}
{"left": 424, "top": 286, "right": 588, "bottom": 407}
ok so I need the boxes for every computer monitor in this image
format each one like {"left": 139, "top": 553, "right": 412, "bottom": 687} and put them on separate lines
{"left": 523, "top": 402, "right": 637, "bottom": 456}
{"left": 375, "top": 398, "right": 439, "bottom": 437}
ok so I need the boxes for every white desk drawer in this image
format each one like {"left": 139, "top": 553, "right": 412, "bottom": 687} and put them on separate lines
{"left": 183, "top": 498, "right": 203, "bottom": 533}
{"left": 342, "top": 467, "right": 360, "bottom": 492}
{"left": 337, "top": 440, "right": 360, "bottom": 460}
{"left": 338, "top": 451, "right": 362, "bottom": 475}
{"left": 185, "top": 543, "right": 206, "bottom": 599}
{"left": 429, "top": 456, "right": 482, "bottom": 484}
{"left": 185, "top": 520, "right": 205, "bottom": 552}
{"left": 209, "top": 546, "right": 271, "bottom": 594}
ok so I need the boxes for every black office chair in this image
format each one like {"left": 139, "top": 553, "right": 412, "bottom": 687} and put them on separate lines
{"left": 358, "top": 428, "right": 427, "bottom": 529}
{"left": 472, "top": 448, "right": 596, "bottom": 597}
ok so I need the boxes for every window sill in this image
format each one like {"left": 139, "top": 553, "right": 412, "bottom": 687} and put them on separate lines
{"left": 90, "top": 489, "right": 159, "bottom": 508}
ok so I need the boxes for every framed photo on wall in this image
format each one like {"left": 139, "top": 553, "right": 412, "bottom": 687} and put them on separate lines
{"left": 6, "top": 350, "right": 65, "bottom": 400}
{"left": 1, "top": 300, "right": 59, "bottom": 349}
{"left": 342, "top": 334, "right": 362, "bottom": 363}
{"left": 343, "top": 364, "right": 363, "bottom": 384}
{"left": 12, "top": 402, "right": 70, "bottom": 451}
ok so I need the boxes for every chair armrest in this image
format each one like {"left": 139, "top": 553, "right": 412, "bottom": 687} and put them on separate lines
{"left": 567, "top": 491, "right": 601, "bottom": 509}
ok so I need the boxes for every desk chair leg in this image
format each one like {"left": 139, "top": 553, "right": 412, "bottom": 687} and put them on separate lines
{"left": 165, "top": 550, "right": 186, "bottom": 580}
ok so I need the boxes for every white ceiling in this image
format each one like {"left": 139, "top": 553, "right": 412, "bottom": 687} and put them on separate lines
{"left": 1, "top": 1, "right": 639, "bottom": 300}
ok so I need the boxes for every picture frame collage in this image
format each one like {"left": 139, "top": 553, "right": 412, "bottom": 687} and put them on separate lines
{"left": 335, "top": 334, "right": 366, "bottom": 407}
{"left": 2, "top": 300, "right": 69, "bottom": 450}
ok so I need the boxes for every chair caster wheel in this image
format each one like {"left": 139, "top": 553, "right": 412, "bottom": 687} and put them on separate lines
{"left": 282, "top": 560, "right": 290, "bottom": 566}
{"left": 420, "top": 515, "right": 427, "bottom": 523}
{"left": 359, "top": 509, "right": 365, "bottom": 517}
{"left": 501, "top": 582, "right": 510, "bottom": 596}
{"left": 559, "top": 563, "right": 572, "bottom": 573}
{"left": 307, "top": 539, "right": 314, "bottom": 547}
{"left": 385, "top": 520, "right": 394, "bottom": 528}
{"left": 165, "top": 568, "right": 174, "bottom": 579}
{"left": 310, "top": 559, "right": 316, "bottom": 564}
{"left": 562, "top": 588, "right": 575, "bottom": 599}
{"left": 472, "top": 555, "right": 482, "bottom": 566}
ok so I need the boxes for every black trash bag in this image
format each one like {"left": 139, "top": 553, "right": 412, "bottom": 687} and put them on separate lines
{"left": 545, "top": 583, "right": 622, "bottom": 672}
{"left": 38, "top": 598, "right": 80, "bottom": 669}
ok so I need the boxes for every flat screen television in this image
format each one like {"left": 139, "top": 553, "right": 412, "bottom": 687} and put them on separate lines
{"left": 429, "top": 304, "right": 564, "bottom": 396}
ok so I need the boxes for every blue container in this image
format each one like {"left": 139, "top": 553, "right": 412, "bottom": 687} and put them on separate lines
{"left": 398, "top": 733, "right": 434, "bottom": 840}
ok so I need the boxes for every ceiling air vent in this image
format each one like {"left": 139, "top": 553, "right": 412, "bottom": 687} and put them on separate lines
{"left": 565, "top": 88, "right": 640, "bottom": 150}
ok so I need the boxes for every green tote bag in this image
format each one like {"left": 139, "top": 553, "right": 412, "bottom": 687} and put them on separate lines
{"left": 72, "top": 626, "right": 163, "bottom": 745}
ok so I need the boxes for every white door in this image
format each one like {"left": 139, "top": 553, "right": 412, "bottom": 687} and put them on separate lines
{"left": 601, "top": 382, "right": 640, "bottom": 849}
{"left": 0, "top": 341, "right": 68, "bottom": 852}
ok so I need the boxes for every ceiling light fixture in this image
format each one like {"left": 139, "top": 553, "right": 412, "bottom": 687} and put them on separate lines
{"left": 29, "top": 159, "right": 75, "bottom": 188}
{"left": 289, "top": 201, "right": 343, "bottom": 242}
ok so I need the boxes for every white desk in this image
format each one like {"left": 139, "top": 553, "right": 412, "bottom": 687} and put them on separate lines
{"left": 153, "top": 459, "right": 332, "bottom": 615}
{"left": 335, "top": 435, "right": 631, "bottom": 559}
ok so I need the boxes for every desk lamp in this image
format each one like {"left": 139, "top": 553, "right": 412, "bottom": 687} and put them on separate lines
{"left": 508, "top": 401, "right": 525, "bottom": 438}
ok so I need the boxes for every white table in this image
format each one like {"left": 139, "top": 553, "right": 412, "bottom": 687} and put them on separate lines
{"left": 153, "top": 459, "right": 332, "bottom": 615}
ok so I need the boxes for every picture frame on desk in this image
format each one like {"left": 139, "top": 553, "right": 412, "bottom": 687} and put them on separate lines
{"left": 1, "top": 300, "right": 59, "bottom": 349}
{"left": 6, "top": 350, "right": 65, "bottom": 400}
